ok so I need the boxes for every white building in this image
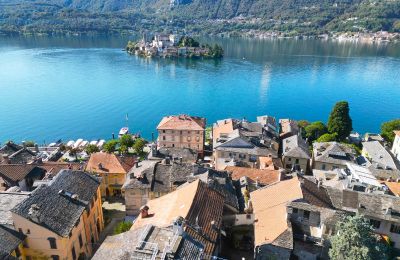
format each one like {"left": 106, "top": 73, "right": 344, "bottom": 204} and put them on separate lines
{"left": 392, "top": 131, "right": 400, "bottom": 162}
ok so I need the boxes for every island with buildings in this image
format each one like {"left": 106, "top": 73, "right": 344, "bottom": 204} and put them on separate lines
{"left": 126, "top": 34, "right": 224, "bottom": 59}
{"left": 1, "top": 103, "right": 400, "bottom": 259}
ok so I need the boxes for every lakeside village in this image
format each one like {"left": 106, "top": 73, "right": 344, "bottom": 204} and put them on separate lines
{"left": 1, "top": 102, "right": 400, "bottom": 260}
{"left": 126, "top": 34, "right": 224, "bottom": 59}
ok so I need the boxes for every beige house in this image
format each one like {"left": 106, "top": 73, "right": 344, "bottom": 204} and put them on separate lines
{"left": 157, "top": 114, "right": 206, "bottom": 156}
{"left": 282, "top": 135, "right": 311, "bottom": 173}
{"left": 11, "top": 170, "right": 104, "bottom": 260}
{"left": 85, "top": 152, "right": 135, "bottom": 197}
{"left": 312, "top": 142, "right": 356, "bottom": 171}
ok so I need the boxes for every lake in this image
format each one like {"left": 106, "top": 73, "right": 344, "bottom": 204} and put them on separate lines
{"left": 0, "top": 35, "right": 399, "bottom": 144}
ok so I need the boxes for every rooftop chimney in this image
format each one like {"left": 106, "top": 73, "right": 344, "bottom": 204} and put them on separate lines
{"left": 136, "top": 161, "right": 139, "bottom": 168}
{"left": 140, "top": 205, "right": 150, "bottom": 218}
{"left": 173, "top": 216, "right": 184, "bottom": 235}
{"left": 22, "top": 141, "right": 26, "bottom": 148}
{"left": 28, "top": 204, "right": 41, "bottom": 223}
{"left": 98, "top": 163, "right": 103, "bottom": 170}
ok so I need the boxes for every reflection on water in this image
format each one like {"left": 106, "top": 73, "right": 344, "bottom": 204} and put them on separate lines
{"left": 0, "top": 35, "right": 399, "bottom": 143}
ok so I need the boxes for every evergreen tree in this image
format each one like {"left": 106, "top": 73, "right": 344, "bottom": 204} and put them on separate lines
{"left": 327, "top": 101, "right": 352, "bottom": 141}
{"left": 329, "top": 215, "right": 389, "bottom": 260}
{"left": 305, "top": 121, "right": 328, "bottom": 142}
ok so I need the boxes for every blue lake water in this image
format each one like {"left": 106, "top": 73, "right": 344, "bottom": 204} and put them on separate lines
{"left": 0, "top": 36, "right": 400, "bottom": 144}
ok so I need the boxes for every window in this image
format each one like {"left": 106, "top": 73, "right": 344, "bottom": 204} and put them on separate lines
{"left": 295, "top": 159, "right": 299, "bottom": 164}
{"left": 72, "top": 246, "right": 76, "bottom": 260}
{"left": 162, "top": 136, "right": 166, "bottom": 141}
{"left": 48, "top": 237, "right": 57, "bottom": 249}
{"left": 18, "top": 228, "right": 23, "bottom": 233}
{"left": 322, "top": 164, "right": 326, "bottom": 170}
{"left": 51, "top": 255, "right": 59, "bottom": 260}
{"left": 79, "top": 234, "right": 83, "bottom": 248}
{"left": 288, "top": 158, "right": 292, "bottom": 162}
{"left": 370, "top": 219, "right": 381, "bottom": 229}
{"left": 187, "top": 136, "right": 191, "bottom": 141}
{"left": 293, "top": 208, "right": 298, "bottom": 214}
{"left": 172, "top": 144, "right": 175, "bottom": 147}
{"left": 162, "top": 130, "right": 165, "bottom": 133}
{"left": 27, "top": 229, "right": 30, "bottom": 234}
{"left": 303, "top": 210, "right": 310, "bottom": 219}
{"left": 196, "top": 136, "right": 200, "bottom": 142}
{"left": 390, "top": 224, "right": 400, "bottom": 234}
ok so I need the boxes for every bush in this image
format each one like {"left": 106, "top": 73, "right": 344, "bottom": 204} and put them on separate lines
{"left": 381, "top": 119, "right": 400, "bottom": 144}
{"left": 114, "top": 221, "right": 133, "bottom": 234}
{"left": 316, "top": 132, "right": 338, "bottom": 142}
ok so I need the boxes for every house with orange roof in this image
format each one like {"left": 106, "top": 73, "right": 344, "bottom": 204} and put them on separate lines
{"left": 251, "top": 177, "right": 303, "bottom": 259}
{"left": 85, "top": 152, "right": 135, "bottom": 197}
{"left": 392, "top": 130, "right": 400, "bottom": 162}
{"left": 157, "top": 114, "right": 206, "bottom": 157}
{"left": 93, "top": 179, "right": 225, "bottom": 259}
{"left": 226, "top": 166, "right": 282, "bottom": 191}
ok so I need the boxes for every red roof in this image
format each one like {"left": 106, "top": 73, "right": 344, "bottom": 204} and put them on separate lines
{"left": 157, "top": 115, "right": 205, "bottom": 131}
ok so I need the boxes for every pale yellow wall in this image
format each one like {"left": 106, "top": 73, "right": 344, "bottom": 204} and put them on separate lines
{"left": 12, "top": 187, "right": 104, "bottom": 260}
{"left": 12, "top": 213, "right": 88, "bottom": 260}
{"left": 157, "top": 129, "right": 205, "bottom": 153}
{"left": 283, "top": 156, "right": 309, "bottom": 172}
{"left": 124, "top": 187, "right": 170, "bottom": 215}
{"left": 312, "top": 161, "right": 346, "bottom": 171}
{"left": 95, "top": 172, "right": 126, "bottom": 197}
{"left": 214, "top": 150, "right": 258, "bottom": 170}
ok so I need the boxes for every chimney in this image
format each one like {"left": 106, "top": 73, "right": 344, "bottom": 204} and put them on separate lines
{"left": 172, "top": 216, "right": 184, "bottom": 235}
{"left": 28, "top": 204, "right": 41, "bottom": 223}
{"left": 34, "top": 143, "right": 39, "bottom": 153}
{"left": 98, "top": 163, "right": 103, "bottom": 170}
{"left": 165, "top": 157, "right": 171, "bottom": 165}
{"left": 136, "top": 161, "right": 139, "bottom": 168}
{"left": 22, "top": 141, "right": 26, "bottom": 148}
{"left": 140, "top": 205, "right": 150, "bottom": 218}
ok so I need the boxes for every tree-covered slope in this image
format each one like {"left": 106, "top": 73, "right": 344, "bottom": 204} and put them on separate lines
{"left": 0, "top": 0, "right": 399, "bottom": 34}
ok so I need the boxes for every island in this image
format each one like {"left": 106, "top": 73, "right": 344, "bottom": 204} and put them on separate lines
{"left": 126, "top": 34, "right": 224, "bottom": 59}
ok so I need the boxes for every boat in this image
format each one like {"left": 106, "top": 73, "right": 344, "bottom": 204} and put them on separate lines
{"left": 97, "top": 140, "right": 106, "bottom": 149}
{"left": 73, "top": 139, "right": 83, "bottom": 148}
{"left": 66, "top": 140, "right": 75, "bottom": 147}
{"left": 90, "top": 140, "right": 98, "bottom": 146}
{"left": 79, "top": 141, "right": 89, "bottom": 148}
{"left": 118, "top": 127, "right": 129, "bottom": 138}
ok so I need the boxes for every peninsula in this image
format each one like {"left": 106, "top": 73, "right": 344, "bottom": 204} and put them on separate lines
{"left": 126, "top": 34, "right": 224, "bottom": 58}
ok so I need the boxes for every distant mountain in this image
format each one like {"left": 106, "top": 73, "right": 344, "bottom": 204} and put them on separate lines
{"left": 0, "top": 0, "right": 399, "bottom": 35}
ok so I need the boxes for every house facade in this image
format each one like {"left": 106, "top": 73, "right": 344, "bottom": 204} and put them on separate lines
{"left": 11, "top": 170, "right": 104, "bottom": 260}
{"left": 312, "top": 142, "right": 357, "bottom": 171}
{"left": 157, "top": 114, "right": 206, "bottom": 157}
{"left": 282, "top": 134, "right": 311, "bottom": 173}
{"left": 85, "top": 152, "right": 135, "bottom": 197}
{"left": 392, "top": 131, "right": 400, "bottom": 162}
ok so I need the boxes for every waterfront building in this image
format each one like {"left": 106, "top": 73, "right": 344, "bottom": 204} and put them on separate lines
{"left": 282, "top": 134, "right": 311, "bottom": 173}
{"left": 391, "top": 131, "right": 400, "bottom": 162}
{"left": 85, "top": 152, "right": 135, "bottom": 197}
{"left": 11, "top": 170, "right": 104, "bottom": 260}
{"left": 312, "top": 142, "right": 357, "bottom": 171}
{"left": 362, "top": 141, "right": 399, "bottom": 170}
{"left": 279, "top": 119, "right": 300, "bottom": 139}
{"left": 157, "top": 114, "right": 206, "bottom": 157}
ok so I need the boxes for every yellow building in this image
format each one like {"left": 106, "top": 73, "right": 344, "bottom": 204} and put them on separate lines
{"left": 11, "top": 170, "right": 104, "bottom": 260}
{"left": 85, "top": 152, "right": 135, "bottom": 197}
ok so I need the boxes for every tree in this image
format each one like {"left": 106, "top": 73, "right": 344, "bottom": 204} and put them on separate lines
{"left": 25, "top": 140, "right": 35, "bottom": 147}
{"left": 327, "top": 101, "right": 352, "bottom": 141}
{"left": 297, "top": 120, "right": 310, "bottom": 129}
{"left": 305, "top": 121, "right": 328, "bottom": 143}
{"left": 316, "top": 132, "right": 338, "bottom": 142}
{"left": 103, "top": 140, "right": 118, "bottom": 153}
{"left": 114, "top": 221, "right": 133, "bottom": 235}
{"left": 85, "top": 144, "right": 99, "bottom": 154}
{"left": 120, "top": 134, "right": 134, "bottom": 147}
{"left": 329, "top": 215, "right": 389, "bottom": 260}
{"left": 381, "top": 119, "right": 400, "bottom": 144}
{"left": 133, "top": 138, "right": 146, "bottom": 155}
{"left": 119, "top": 144, "right": 128, "bottom": 155}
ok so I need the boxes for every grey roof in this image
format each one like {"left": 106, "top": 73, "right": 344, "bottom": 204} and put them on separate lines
{"left": 0, "top": 192, "right": 30, "bottom": 227}
{"left": 313, "top": 142, "right": 356, "bottom": 165}
{"left": 92, "top": 224, "right": 204, "bottom": 260}
{"left": 283, "top": 135, "right": 310, "bottom": 159}
{"left": 0, "top": 164, "right": 46, "bottom": 186}
{"left": 325, "top": 185, "right": 400, "bottom": 222}
{"left": 155, "top": 147, "right": 198, "bottom": 162}
{"left": 368, "top": 165, "right": 400, "bottom": 181}
{"left": 362, "top": 141, "right": 398, "bottom": 170}
{"left": 12, "top": 170, "right": 100, "bottom": 237}
{"left": 0, "top": 225, "right": 25, "bottom": 257}
{"left": 216, "top": 135, "right": 277, "bottom": 157}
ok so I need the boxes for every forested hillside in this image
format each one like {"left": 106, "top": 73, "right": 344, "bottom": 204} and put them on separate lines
{"left": 0, "top": 0, "right": 399, "bottom": 35}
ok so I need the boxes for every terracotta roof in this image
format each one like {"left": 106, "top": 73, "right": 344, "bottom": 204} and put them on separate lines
{"left": 0, "top": 164, "right": 45, "bottom": 182}
{"left": 132, "top": 179, "right": 224, "bottom": 256}
{"left": 85, "top": 152, "right": 135, "bottom": 174}
{"left": 251, "top": 177, "right": 303, "bottom": 247}
{"left": 37, "top": 162, "right": 82, "bottom": 174}
{"left": 226, "top": 166, "right": 281, "bottom": 186}
{"left": 394, "top": 130, "right": 400, "bottom": 137}
{"left": 157, "top": 115, "right": 205, "bottom": 131}
{"left": 258, "top": 156, "right": 276, "bottom": 170}
{"left": 383, "top": 181, "right": 400, "bottom": 196}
